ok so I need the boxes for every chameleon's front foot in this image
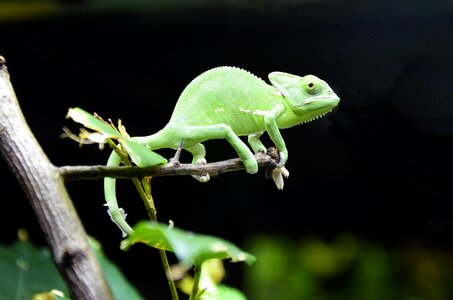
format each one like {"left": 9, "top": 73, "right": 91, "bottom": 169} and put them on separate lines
{"left": 265, "top": 147, "right": 289, "bottom": 189}
{"left": 274, "top": 150, "right": 289, "bottom": 189}
{"left": 192, "top": 158, "right": 211, "bottom": 182}
{"left": 272, "top": 166, "right": 290, "bottom": 190}
{"left": 276, "top": 150, "right": 288, "bottom": 169}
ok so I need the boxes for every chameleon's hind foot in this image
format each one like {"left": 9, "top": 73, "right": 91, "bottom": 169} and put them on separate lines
{"left": 192, "top": 158, "right": 211, "bottom": 182}
{"left": 243, "top": 157, "right": 259, "bottom": 174}
{"left": 195, "top": 174, "right": 211, "bottom": 182}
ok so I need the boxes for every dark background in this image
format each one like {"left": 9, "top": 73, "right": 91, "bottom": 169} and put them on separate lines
{"left": 1, "top": 0, "right": 452, "bottom": 298}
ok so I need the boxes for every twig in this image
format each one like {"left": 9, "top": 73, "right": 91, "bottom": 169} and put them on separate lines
{"left": 168, "top": 140, "right": 184, "bottom": 166}
{"left": 138, "top": 178, "right": 180, "bottom": 300}
{"left": 189, "top": 263, "right": 205, "bottom": 300}
{"left": 59, "top": 151, "right": 278, "bottom": 181}
{"left": 0, "top": 57, "right": 112, "bottom": 299}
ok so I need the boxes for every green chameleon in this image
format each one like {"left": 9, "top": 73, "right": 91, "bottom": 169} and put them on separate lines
{"left": 104, "top": 66, "right": 340, "bottom": 235}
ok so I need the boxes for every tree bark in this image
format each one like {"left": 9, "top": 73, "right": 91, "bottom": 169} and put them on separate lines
{"left": 0, "top": 57, "right": 112, "bottom": 299}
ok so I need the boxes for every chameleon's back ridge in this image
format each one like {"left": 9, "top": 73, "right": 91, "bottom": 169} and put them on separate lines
{"left": 169, "top": 66, "right": 279, "bottom": 132}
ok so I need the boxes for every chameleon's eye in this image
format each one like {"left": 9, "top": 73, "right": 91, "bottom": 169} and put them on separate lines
{"left": 305, "top": 81, "right": 319, "bottom": 95}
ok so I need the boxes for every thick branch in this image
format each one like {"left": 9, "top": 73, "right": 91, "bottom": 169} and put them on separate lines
{"left": 0, "top": 57, "right": 112, "bottom": 299}
{"left": 59, "top": 152, "right": 278, "bottom": 181}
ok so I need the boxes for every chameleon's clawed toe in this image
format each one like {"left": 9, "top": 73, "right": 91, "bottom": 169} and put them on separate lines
{"left": 194, "top": 174, "right": 211, "bottom": 182}
{"left": 272, "top": 166, "right": 289, "bottom": 190}
{"left": 192, "top": 158, "right": 210, "bottom": 182}
{"left": 195, "top": 158, "right": 207, "bottom": 165}
{"left": 280, "top": 166, "right": 289, "bottom": 178}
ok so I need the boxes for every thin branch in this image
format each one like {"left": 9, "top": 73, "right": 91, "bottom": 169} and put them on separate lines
{"left": 0, "top": 57, "right": 112, "bottom": 299}
{"left": 59, "top": 151, "right": 278, "bottom": 181}
{"left": 189, "top": 263, "right": 204, "bottom": 300}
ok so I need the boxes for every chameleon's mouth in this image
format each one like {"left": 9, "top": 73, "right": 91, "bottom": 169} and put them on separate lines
{"left": 298, "top": 95, "right": 340, "bottom": 106}
{"left": 296, "top": 94, "right": 340, "bottom": 124}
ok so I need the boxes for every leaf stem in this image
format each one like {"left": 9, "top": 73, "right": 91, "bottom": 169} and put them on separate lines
{"left": 133, "top": 177, "right": 179, "bottom": 300}
{"left": 159, "top": 249, "right": 179, "bottom": 300}
{"left": 189, "top": 263, "right": 205, "bottom": 300}
{"left": 132, "top": 177, "right": 157, "bottom": 221}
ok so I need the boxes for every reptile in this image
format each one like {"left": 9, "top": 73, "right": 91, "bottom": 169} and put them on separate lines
{"left": 103, "top": 66, "right": 340, "bottom": 235}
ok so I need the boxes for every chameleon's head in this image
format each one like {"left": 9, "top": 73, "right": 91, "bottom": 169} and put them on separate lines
{"left": 269, "top": 72, "right": 340, "bottom": 123}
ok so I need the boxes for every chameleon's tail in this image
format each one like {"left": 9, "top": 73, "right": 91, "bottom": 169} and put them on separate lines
{"left": 104, "top": 150, "right": 134, "bottom": 237}
{"left": 132, "top": 127, "right": 175, "bottom": 150}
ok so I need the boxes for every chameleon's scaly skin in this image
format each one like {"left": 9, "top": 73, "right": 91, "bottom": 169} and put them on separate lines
{"left": 105, "top": 66, "right": 340, "bottom": 235}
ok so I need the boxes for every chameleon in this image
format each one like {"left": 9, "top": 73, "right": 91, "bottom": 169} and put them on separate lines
{"left": 104, "top": 66, "right": 340, "bottom": 235}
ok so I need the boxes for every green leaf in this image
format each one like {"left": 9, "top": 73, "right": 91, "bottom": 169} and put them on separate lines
{"left": 201, "top": 285, "right": 247, "bottom": 300}
{"left": 67, "top": 107, "right": 167, "bottom": 167}
{"left": 0, "top": 240, "right": 144, "bottom": 300}
{"left": 120, "top": 139, "right": 167, "bottom": 167}
{"left": 89, "top": 237, "right": 144, "bottom": 300}
{"left": 67, "top": 107, "right": 121, "bottom": 139}
{"left": 122, "top": 222, "right": 256, "bottom": 267}
{"left": 0, "top": 241, "right": 68, "bottom": 300}
{"left": 179, "top": 259, "right": 248, "bottom": 300}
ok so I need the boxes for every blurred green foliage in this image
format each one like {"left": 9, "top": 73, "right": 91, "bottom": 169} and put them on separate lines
{"left": 0, "top": 237, "right": 144, "bottom": 300}
{"left": 0, "top": 239, "right": 68, "bottom": 300}
{"left": 0, "top": 1, "right": 58, "bottom": 21}
{"left": 244, "top": 234, "right": 453, "bottom": 300}
{"left": 0, "top": 0, "right": 232, "bottom": 22}
{"left": 0, "top": 0, "right": 342, "bottom": 22}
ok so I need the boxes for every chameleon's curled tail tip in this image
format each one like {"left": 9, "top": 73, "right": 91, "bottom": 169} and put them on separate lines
{"left": 105, "top": 203, "right": 134, "bottom": 237}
